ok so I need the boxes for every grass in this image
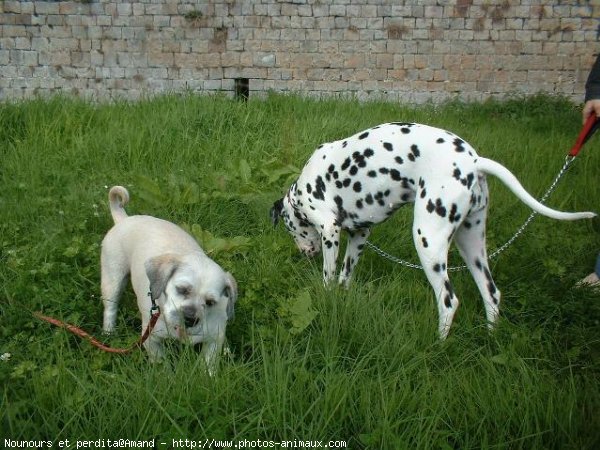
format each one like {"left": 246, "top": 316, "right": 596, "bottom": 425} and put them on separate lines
{"left": 1, "top": 93, "right": 599, "bottom": 449}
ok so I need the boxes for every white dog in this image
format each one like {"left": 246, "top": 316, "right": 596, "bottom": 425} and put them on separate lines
{"left": 101, "top": 186, "right": 237, "bottom": 371}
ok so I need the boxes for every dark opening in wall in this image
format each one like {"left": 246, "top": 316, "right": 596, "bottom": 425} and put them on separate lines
{"left": 234, "top": 78, "right": 249, "bottom": 101}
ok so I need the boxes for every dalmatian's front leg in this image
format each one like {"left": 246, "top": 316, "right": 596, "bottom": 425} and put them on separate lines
{"left": 338, "top": 228, "right": 371, "bottom": 288}
{"left": 321, "top": 223, "right": 341, "bottom": 285}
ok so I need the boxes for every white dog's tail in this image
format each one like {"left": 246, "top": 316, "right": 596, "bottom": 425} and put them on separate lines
{"left": 108, "top": 186, "right": 129, "bottom": 224}
{"left": 476, "top": 157, "right": 596, "bottom": 221}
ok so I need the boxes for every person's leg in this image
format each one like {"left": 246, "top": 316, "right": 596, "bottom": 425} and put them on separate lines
{"left": 579, "top": 253, "right": 600, "bottom": 287}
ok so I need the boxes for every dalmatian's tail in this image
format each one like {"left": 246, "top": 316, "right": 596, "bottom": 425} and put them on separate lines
{"left": 476, "top": 157, "right": 596, "bottom": 220}
{"left": 108, "top": 186, "right": 130, "bottom": 224}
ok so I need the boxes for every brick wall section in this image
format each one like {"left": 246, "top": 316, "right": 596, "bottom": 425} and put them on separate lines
{"left": 0, "top": 0, "right": 599, "bottom": 103}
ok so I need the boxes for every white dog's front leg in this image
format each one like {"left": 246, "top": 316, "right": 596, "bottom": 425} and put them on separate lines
{"left": 201, "top": 340, "right": 223, "bottom": 376}
{"left": 321, "top": 224, "right": 341, "bottom": 285}
{"left": 143, "top": 335, "right": 165, "bottom": 362}
{"left": 338, "top": 228, "right": 371, "bottom": 288}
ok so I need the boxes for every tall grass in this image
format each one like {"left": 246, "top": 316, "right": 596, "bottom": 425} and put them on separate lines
{"left": 1, "top": 93, "right": 599, "bottom": 449}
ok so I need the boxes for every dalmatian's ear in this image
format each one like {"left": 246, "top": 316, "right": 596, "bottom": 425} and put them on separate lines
{"left": 270, "top": 198, "right": 284, "bottom": 227}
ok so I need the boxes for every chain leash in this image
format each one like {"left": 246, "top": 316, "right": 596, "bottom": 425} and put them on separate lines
{"left": 365, "top": 156, "right": 577, "bottom": 272}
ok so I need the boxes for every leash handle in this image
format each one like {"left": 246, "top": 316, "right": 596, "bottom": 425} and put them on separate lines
{"left": 34, "top": 310, "right": 161, "bottom": 354}
{"left": 569, "top": 113, "right": 599, "bottom": 157}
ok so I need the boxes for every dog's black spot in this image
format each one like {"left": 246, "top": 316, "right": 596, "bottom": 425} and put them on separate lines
{"left": 448, "top": 203, "right": 461, "bottom": 223}
{"left": 390, "top": 169, "right": 402, "bottom": 181}
{"left": 444, "top": 280, "right": 455, "bottom": 299}
{"left": 401, "top": 193, "right": 412, "bottom": 202}
{"left": 444, "top": 294, "right": 453, "bottom": 308}
{"left": 342, "top": 141, "right": 348, "bottom": 148}
{"left": 328, "top": 164, "right": 335, "bottom": 173}
{"left": 343, "top": 178, "right": 352, "bottom": 187}
{"left": 437, "top": 138, "right": 445, "bottom": 144}
{"left": 410, "top": 144, "right": 420, "bottom": 158}
{"left": 401, "top": 127, "right": 411, "bottom": 134}
{"left": 465, "top": 173, "right": 475, "bottom": 189}
{"left": 359, "top": 132, "right": 369, "bottom": 139}
{"left": 306, "top": 183, "right": 312, "bottom": 194}
{"left": 365, "top": 194, "right": 374, "bottom": 205}
{"left": 379, "top": 167, "right": 389, "bottom": 174}
{"left": 367, "top": 170, "right": 377, "bottom": 177}
{"left": 433, "top": 263, "right": 442, "bottom": 272}
{"left": 483, "top": 266, "right": 492, "bottom": 281}
{"left": 426, "top": 198, "right": 447, "bottom": 217}
{"left": 344, "top": 257, "right": 353, "bottom": 276}
{"left": 313, "top": 176, "right": 326, "bottom": 200}
{"left": 420, "top": 189, "right": 427, "bottom": 199}
{"left": 482, "top": 266, "right": 498, "bottom": 297}
{"left": 395, "top": 156, "right": 404, "bottom": 164}
{"left": 356, "top": 199, "right": 364, "bottom": 209}
{"left": 421, "top": 237, "right": 429, "bottom": 248}
{"left": 364, "top": 148, "right": 374, "bottom": 158}
{"left": 349, "top": 166, "right": 358, "bottom": 176}
{"left": 383, "top": 142, "right": 394, "bottom": 152}
{"left": 352, "top": 220, "right": 374, "bottom": 228}
{"left": 341, "top": 157, "right": 351, "bottom": 171}
{"left": 469, "top": 192, "right": 477, "bottom": 206}
{"left": 326, "top": 173, "right": 331, "bottom": 182}
{"left": 463, "top": 220, "right": 472, "bottom": 229}
{"left": 335, "top": 181, "right": 343, "bottom": 189}
{"left": 353, "top": 181, "right": 362, "bottom": 193}
{"left": 453, "top": 138, "right": 466, "bottom": 152}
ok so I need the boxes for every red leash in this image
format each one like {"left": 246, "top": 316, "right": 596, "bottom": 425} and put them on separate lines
{"left": 34, "top": 308, "right": 161, "bottom": 354}
{"left": 569, "top": 113, "right": 599, "bottom": 157}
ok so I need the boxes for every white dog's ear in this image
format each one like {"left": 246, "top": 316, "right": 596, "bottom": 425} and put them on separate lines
{"left": 224, "top": 272, "right": 238, "bottom": 320}
{"left": 145, "top": 254, "right": 180, "bottom": 302}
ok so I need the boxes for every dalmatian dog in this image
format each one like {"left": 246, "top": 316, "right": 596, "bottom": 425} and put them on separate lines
{"left": 270, "top": 123, "right": 596, "bottom": 339}
{"left": 101, "top": 186, "right": 237, "bottom": 372}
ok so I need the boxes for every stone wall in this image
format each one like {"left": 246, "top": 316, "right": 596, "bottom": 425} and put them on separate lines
{"left": 1, "top": 0, "right": 599, "bottom": 103}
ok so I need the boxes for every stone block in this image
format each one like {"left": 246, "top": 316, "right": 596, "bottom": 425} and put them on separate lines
{"left": 35, "top": 2, "right": 60, "bottom": 15}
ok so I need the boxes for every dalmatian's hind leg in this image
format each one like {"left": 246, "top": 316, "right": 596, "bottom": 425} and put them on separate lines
{"left": 412, "top": 197, "right": 462, "bottom": 340}
{"left": 454, "top": 205, "right": 501, "bottom": 330}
